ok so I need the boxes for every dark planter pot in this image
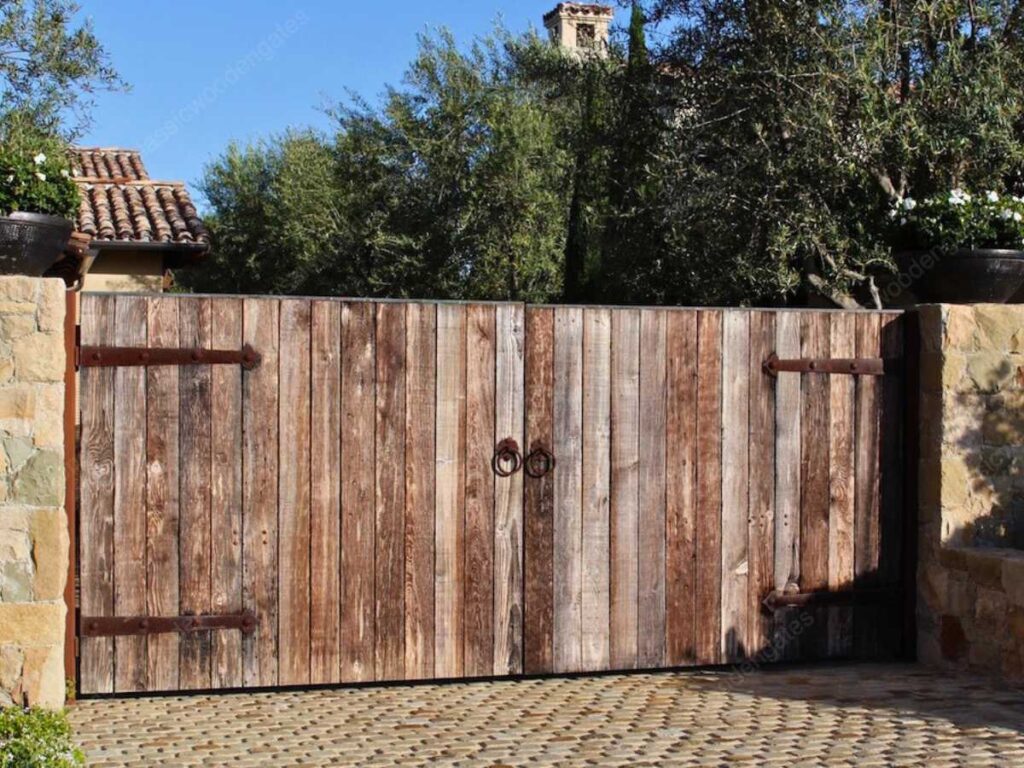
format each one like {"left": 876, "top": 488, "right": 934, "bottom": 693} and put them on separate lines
{"left": 896, "top": 248, "right": 1024, "bottom": 304}
{"left": 0, "top": 212, "right": 74, "bottom": 276}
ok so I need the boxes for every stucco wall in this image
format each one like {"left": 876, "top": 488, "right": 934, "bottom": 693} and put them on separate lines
{"left": 82, "top": 249, "right": 165, "bottom": 293}
{"left": 0, "top": 276, "right": 68, "bottom": 709}
{"left": 917, "top": 304, "right": 1024, "bottom": 682}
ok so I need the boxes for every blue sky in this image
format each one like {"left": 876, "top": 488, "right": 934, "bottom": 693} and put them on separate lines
{"left": 77, "top": 1, "right": 596, "bottom": 204}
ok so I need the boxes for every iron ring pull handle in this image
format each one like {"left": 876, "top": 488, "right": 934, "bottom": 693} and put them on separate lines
{"left": 492, "top": 438, "right": 523, "bottom": 478}
{"left": 525, "top": 447, "right": 556, "bottom": 479}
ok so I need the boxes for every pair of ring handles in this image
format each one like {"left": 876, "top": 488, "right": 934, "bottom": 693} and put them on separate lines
{"left": 492, "top": 438, "right": 555, "bottom": 479}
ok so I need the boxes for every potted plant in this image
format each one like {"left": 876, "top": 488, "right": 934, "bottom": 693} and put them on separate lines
{"left": 0, "top": 130, "right": 80, "bottom": 276}
{"left": 889, "top": 189, "right": 1024, "bottom": 303}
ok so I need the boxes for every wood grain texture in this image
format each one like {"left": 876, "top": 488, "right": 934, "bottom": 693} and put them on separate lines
{"left": 79, "top": 295, "right": 116, "bottom": 694}
{"left": 638, "top": 310, "right": 667, "bottom": 669}
{"left": 404, "top": 302, "right": 436, "bottom": 680}
{"left": 552, "top": 307, "right": 583, "bottom": 674}
{"left": 879, "top": 314, "right": 905, "bottom": 658}
{"left": 828, "top": 313, "right": 856, "bottom": 658}
{"left": 113, "top": 296, "right": 148, "bottom": 692}
{"left": 242, "top": 298, "right": 280, "bottom": 688}
{"left": 494, "top": 303, "right": 525, "bottom": 676}
{"left": 581, "top": 308, "right": 611, "bottom": 672}
{"left": 178, "top": 298, "right": 212, "bottom": 691}
{"left": 435, "top": 303, "right": 467, "bottom": 679}
{"left": 145, "top": 297, "right": 180, "bottom": 692}
{"left": 464, "top": 305, "right": 495, "bottom": 678}
{"left": 747, "top": 312, "right": 776, "bottom": 658}
{"left": 340, "top": 301, "right": 376, "bottom": 683}
{"left": 695, "top": 311, "right": 723, "bottom": 666}
{"left": 375, "top": 303, "right": 407, "bottom": 681}
{"left": 854, "top": 313, "right": 882, "bottom": 658}
{"left": 523, "top": 308, "right": 555, "bottom": 675}
{"left": 609, "top": 309, "right": 640, "bottom": 671}
{"left": 721, "top": 311, "right": 750, "bottom": 662}
{"left": 310, "top": 301, "right": 342, "bottom": 685}
{"left": 210, "top": 298, "right": 244, "bottom": 689}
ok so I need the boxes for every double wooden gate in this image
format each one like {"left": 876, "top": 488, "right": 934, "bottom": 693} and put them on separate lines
{"left": 76, "top": 294, "right": 906, "bottom": 695}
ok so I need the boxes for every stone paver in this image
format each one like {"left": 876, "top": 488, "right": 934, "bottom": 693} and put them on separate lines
{"left": 69, "top": 663, "right": 1024, "bottom": 767}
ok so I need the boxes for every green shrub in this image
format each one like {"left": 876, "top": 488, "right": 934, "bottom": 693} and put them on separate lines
{"left": 0, "top": 119, "right": 79, "bottom": 219}
{"left": 890, "top": 190, "right": 1024, "bottom": 252}
{"left": 0, "top": 707, "right": 84, "bottom": 768}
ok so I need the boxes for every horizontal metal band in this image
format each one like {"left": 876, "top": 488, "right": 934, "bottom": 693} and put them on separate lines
{"left": 763, "top": 353, "right": 889, "bottom": 377}
{"left": 80, "top": 613, "right": 258, "bottom": 637}
{"left": 79, "top": 344, "right": 261, "bottom": 370}
{"left": 761, "top": 588, "right": 899, "bottom": 612}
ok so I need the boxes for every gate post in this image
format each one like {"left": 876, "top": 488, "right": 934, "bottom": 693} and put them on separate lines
{"left": 0, "top": 277, "right": 70, "bottom": 709}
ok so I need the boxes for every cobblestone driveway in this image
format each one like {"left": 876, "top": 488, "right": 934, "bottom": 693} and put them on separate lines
{"left": 70, "top": 663, "right": 1023, "bottom": 767}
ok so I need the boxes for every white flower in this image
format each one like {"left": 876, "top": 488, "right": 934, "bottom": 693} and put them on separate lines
{"left": 5, "top": 174, "right": 12, "bottom": 183}
{"left": 35, "top": 172, "right": 46, "bottom": 182}
{"left": 1002, "top": 209, "right": 1014, "bottom": 220}
{"left": 60, "top": 169, "right": 69, "bottom": 178}
{"left": 902, "top": 197, "right": 917, "bottom": 211}
{"left": 1015, "top": 212, "right": 1023, "bottom": 223}
{"left": 949, "top": 189, "right": 969, "bottom": 206}
{"left": 33, "top": 152, "right": 46, "bottom": 165}
{"left": 987, "top": 191, "right": 1000, "bottom": 203}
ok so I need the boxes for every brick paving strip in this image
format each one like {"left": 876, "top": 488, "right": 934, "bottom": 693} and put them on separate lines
{"left": 69, "top": 664, "right": 1024, "bottom": 767}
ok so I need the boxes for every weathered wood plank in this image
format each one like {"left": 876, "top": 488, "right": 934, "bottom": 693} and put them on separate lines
{"left": 721, "top": 311, "right": 750, "bottom": 661}
{"left": 405, "top": 302, "right": 436, "bottom": 680}
{"left": 178, "top": 297, "right": 212, "bottom": 690}
{"left": 494, "top": 303, "right": 525, "bottom": 676}
{"left": 666, "top": 310, "right": 698, "bottom": 667}
{"left": 524, "top": 307, "right": 555, "bottom": 675}
{"left": 310, "top": 301, "right": 341, "bottom": 685}
{"left": 638, "top": 310, "right": 667, "bottom": 669}
{"left": 553, "top": 307, "right": 583, "bottom": 674}
{"left": 747, "top": 311, "right": 776, "bottom": 659}
{"left": 80, "top": 295, "right": 116, "bottom": 694}
{"left": 581, "top": 308, "right": 611, "bottom": 672}
{"left": 145, "top": 297, "right": 179, "bottom": 692}
{"left": 854, "top": 313, "right": 882, "bottom": 658}
{"left": 695, "top": 310, "right": 723, "bottom": 666}
{"left": 773, "top": 311, "right": 802, "bottom": 661}
{"left": 879, "top": 314, "right": 905, "bottom": 658}
{"left": 464, "top": 305, "right": 495, "bottom": 678}
{"left": 435, "top": 303, "right": 467, "bottom": 679}
{"left": 375, "top": 302, "right": 406, "bottom": 681}
{"left": 113, "top": 296, "right": 147, "bottom": 692}
{"left": 828, "top": 313, "right": 856, "bottom": 658}
{"left": 340, "top": 301, "right": 376, "bottom": 683}
{"left": 210, "top": 298, "right": 244, "bottom": 689}
{"left": 242, "top": 298, "right": 279, "bottom": 688}
{"left": 610, "top": 309, "right": 640, "bottom": 671}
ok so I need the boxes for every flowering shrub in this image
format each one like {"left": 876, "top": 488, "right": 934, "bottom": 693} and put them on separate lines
{"left": 890, "top": 190, "right": 1024, "bottom": 253}
{"left": 0, "top": 707, "right": 84, "bottom": 767}
{"left": 0, "top": 131, "right": 79, "bottom": 219}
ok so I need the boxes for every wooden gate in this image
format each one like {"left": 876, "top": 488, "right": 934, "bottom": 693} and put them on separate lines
{"left": 76, "top": 294, "right": 905, "bottom": 695}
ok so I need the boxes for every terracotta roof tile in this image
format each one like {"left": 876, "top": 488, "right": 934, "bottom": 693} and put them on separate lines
{"left": 70, "top": 147, "right": 209, "bottom": 249}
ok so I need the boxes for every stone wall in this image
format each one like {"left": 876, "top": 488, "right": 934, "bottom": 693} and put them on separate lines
{"left": 918, "top": 304, "right": 1024, "bottom": 682}
{"left": 0, "top": 276, "right": 68, "bottom": 709}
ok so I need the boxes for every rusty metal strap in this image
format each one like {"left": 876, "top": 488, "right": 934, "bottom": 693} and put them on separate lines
{"left": 80, "top": 613, "right": 257, "bottom": 637}
{"left": 763, "top": 353, "right": 891, "bottom": 377}
{"left": 79, "top": 344, "right": 261, "bottom": 370}
{"left": 761, "top": 588, "right": 899, "bottom": 613}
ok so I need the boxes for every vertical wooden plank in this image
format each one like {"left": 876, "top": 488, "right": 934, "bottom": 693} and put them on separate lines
{"left": 145, "top": 297, "right": 179, "bottom": 692}
{"left": 210, "top": 298, "right": 243, "bottom": 689}
{"left": 721, "top": 311, "right": 750, "bottom": 662}
{"left": 494, "top": 303, "right": 525, "bottom": 676}
{"left": 666, "top": 310, "right": 698, "bottom": 667}
{"left": 581, "top": 308, "right": 611, "bottom": 672}
{"left": 340, "top": 301, "right": 376, "bottom": 683}
{"left": 828, "top": 313, "right": 856, "bottom": 658}
{"left": 523, "top": 308, "right": 555, "bottom": 675}
{"left": 610, "top": 309, "right": 640, "bottom": 671}
{"left": 552, "top": 307, "right": 583, "bottom": 674}
{"left": 773, "top": 311, "right": 802, "bottom": 661}
{"left": 79, "top": 295, "right": 115, "bottom": 694}
{"left": 435, "top": 303, "right": 467, "bottom": 679}
{"left": 242, "top": 298, "right": 279, "bottom": 688}
{"left": 879, "top": 314, "right": 905, "bottom": 658}
{"left": 695, "top": 310, "right": 723, "bottom": 666}
{"left": 463, "top": 305, "right": 495, "bottom": 678}
{"left": 747, "top": 311, "right": 776, "bottom": 659}
{"left": 375, "top": 302, "right": 406, "bottom": 681}
{"left": 800, "top": 313, "right": 831, "bottom": 658}
{"left": 405, "top": 302, "right": 436, "bottom": 680}
{"left": 638, "top": 310, "right": 667, "bottom": 669}
{"left": 179, "top": 298, "right": 212, "bottom": 690}
{"left": 310, "top": 301, "right": 342, "bottom": 685}
{"left": 854, "top": 313, "right": 883, "bottom": 658}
